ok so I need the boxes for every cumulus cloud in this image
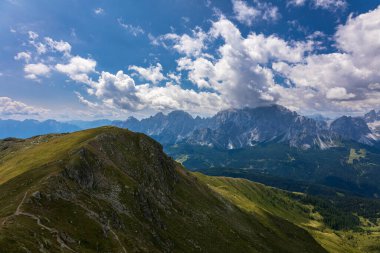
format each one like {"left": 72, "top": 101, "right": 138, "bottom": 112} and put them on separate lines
{"left": 86, "top": 70, "right": 224, "bottom": 115}
{"left": 128, "top": 63, "right": 166, "bottom": 84}
{"left": 335, "top": 7, "right": 380, "bottom": 68}
{"left": 0, "top": 97, "right": 47, "bottom": 116}
{"left": 88, "top": 70, "right": 142, "bottom": 111}
{"left": 167, "top": 72, "right": 181, "bottom": 84}
{"left": 135, "top": 82, "right": 225, "bottom": 115}
{"left": 274, "top": 6, "right": 380, "bottom": 114}
{"left": 55, "top": 56, "right": 97, "bottom": 83}
{"left": 44, "top": 37, "right": 71, "bottom": 55}
{"left": 232, "top": 0, "right": 279, "bottom": 26}
{"left": 177, "top": 18, "right": 311, "bottom": 108}
{"left": 326, "top": 87, "right": 355, "bottom": 100}
{"left": 24, "top": 63, "right": 50, "bottom": 80}
{"left": 14, "top": 51, "right": 31, "bottom": 62}
{"left": 232, "top": 0, "right": 260, "bottom": 26}
{"left": 156, "top": 27, "right": 207, "bottom": 57}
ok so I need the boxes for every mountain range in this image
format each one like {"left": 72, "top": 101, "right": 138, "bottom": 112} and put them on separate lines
{"left": 2, "top": 105, "right": 379, "bottom": 150}
{"left": 0, "top": 119, "right": 80, "bottom": 139}
{"left": 116, "top": 105, "right": 379, "bottom": 150}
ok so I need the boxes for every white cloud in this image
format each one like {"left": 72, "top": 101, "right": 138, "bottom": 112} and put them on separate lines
{"left": 25, "top": 31, "right": 72, "bottom": 56}
{"left": 287, "top": 0, "right": 346, "bottom": 10}
{"left": 274, "top": 6, "right": 380, "bottom": 114}
{"left": 232, "top": 0, "right": 260, "bottom": 26}
{"left": 160, "top": 27, "right": 207, "bottom": 57}
{"left": 94, "top": 8, "right": 104, "bottom": 15}
{"left": 14, "top": 51, "right": 31, "bottom": 62}
{"left": 232, "top": 0, "right": 279, "bottom": 26}
{"left": 75, "top": 92, "right": 99, "bottom": 109}
{"left": 314, "top": 0, "right": 346, "bottom": 10}
{"left": 177, "top": 18, "right": 311, "bottom": 108}
{"left": 177, "top": 57, "right": 214, "bottom": 89}
{"left": 28, "top": 31, "right": 38, "bottom": 40}
{"left": 55, "top": 56, "right": 97, "bottom": 83}
{"left": 136, "top": 82, "right": 225, "bottom": 115}
{"left": 287, "top": 0, "right": 306, "bottom": 6}
{"left": 88, "top": 70, "right": 142, "bottom": 111}
{"left": 85, "top": 70, "right": 224, "bottom": 115}
{"left": 28, "top": 31, "right": 47, "bottom": 55}
{"left": 117, "top": 18, "right": 144, "bottom": 36}
{"left": 167, "top": 72, "right": 181, "bottom": 84}
{"left": 0, "top": 97, "right": 47, "bottom": 116}
{"left": 128, "top": 63, "right": 166, "bottom": 84}
{"left": 44, "top": 37, "right": 71, "bottom": 55}
{"left": 335, "top": 7, "right": 380, "bottom": 69}
{"left": 326, "top": 87, "right": 355, "bottom": 100}
{"left": 24, "top": 63, "right": 50, "bottom": 80}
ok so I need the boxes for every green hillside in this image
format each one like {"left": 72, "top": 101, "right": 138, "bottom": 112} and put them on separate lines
{"left": 0, "top": 127, "right": 327, "bottom": 253}
{"left": 196, "top": 174, "right": 380, "bottom": 253}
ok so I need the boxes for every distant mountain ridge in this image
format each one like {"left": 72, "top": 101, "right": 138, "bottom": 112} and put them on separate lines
{"left": 115, "top": 105, "right": 379, "bottom": 150}
{"left": 0, "top": 119, "right": 80, "bottom": 139}
{"left": 113, "top": 110, "right": 209, "bottom": 145}
{"left": 1, "top": 105, "right": 379, "bottom": 149}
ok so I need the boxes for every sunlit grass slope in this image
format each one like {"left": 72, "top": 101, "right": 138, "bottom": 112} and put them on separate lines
{"left": 196, "top": 173, "right": 380, "bottom": 253}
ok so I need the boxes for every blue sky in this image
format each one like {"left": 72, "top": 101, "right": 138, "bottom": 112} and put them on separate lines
{"left": 1, "top": 0, "right": 380, "bottom": 120}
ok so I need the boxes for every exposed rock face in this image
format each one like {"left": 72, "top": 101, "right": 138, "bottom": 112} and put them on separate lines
{"left": 114, "top": 110, "right": 208, "bottom": 145}
{"left": 330, "top": 116, "right": 375, "bottom": 145}
{"left": 186, "top": 105, "right": 337, "bottom": 149}
{"left": 364, "top": 110, "right": 380, "bottom": 123}
{"left": 114, "top": 105, "right": 379, "bottom": 150}
{"left": 363, "top": 110, "right": 380, "bottom": 140}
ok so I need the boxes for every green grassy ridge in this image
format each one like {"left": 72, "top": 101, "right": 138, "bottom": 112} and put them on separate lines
{"left": 195, "top": 173, "right": 380, "bottom": 253}
{"left": 0, "top": 128, "right": 104, "bottom": 185}
{"left": 0, "top": 127, "right": 327, "bottom": 253}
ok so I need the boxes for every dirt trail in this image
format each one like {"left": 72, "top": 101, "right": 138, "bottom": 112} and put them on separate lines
{"left": 108, "top": 220, "right": 127, "bottom": 253}
{"left": 1, "top": 191, "right": 76, "bottom": 252}
{"left": 1, "top": 191, "right": 28, "bottom": 227}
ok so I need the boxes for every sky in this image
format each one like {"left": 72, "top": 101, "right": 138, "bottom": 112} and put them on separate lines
{"left": 1, "top": 0, "right": 380, "bottom": 120}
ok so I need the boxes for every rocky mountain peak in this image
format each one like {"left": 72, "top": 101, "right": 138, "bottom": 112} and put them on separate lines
{"left": 364, "top": 110, "right": 380, "bottom": 123}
